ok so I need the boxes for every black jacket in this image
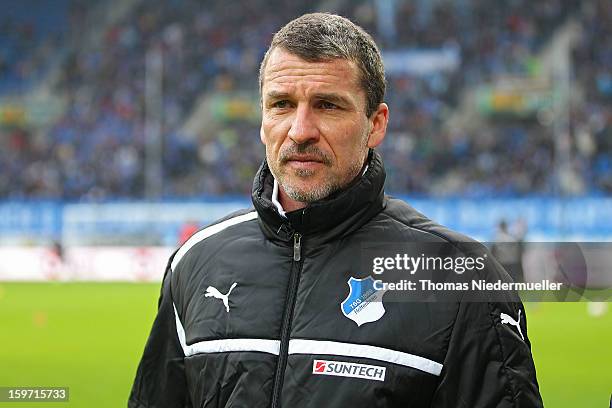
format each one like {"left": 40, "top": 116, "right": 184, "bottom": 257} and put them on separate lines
{"left": 129, "top": 150, "right": 543, "bottom": 408}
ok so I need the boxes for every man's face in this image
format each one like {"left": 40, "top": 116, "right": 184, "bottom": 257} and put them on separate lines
{"left": 260, "top": 48, "right": 387, "bottom": 203}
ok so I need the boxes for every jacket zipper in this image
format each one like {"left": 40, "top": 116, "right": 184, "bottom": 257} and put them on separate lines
{"left": 293, "top": 233, "right": 301, "bottom": 262}
{"left": 271, "top": 232, "right": 302, "bottom": 408}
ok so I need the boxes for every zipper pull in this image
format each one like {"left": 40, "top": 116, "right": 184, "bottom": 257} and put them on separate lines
{"left": 293, "top": 233, "right": 302, "bottom": 262}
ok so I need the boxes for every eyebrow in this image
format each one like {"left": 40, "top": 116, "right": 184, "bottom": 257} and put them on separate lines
{"left": 264, "top": 91, "right": 290, "bottom": 101}
{"left": 313, "top": 93, "right": 352, "bottom": 107}
{"left": 264, "top": 90, "right": 352, "bottom": 107}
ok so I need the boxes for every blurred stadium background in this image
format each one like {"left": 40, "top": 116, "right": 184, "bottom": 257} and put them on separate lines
{"left": 0, "top": 0, "right": 610, "bottom": 406}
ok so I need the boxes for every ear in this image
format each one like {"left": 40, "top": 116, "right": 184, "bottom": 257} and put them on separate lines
{"left": 260, "top": 125, "right": 266, "bottom": 145}
{"left": 366, "top": 103, "right": 389, "bottom": 148}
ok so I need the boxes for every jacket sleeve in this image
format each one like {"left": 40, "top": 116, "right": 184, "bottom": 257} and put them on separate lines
{"left": 128, "top": 258, "right": 192, "bottom": 408}
{"left": 430, "top": 299, "right": 543, "bottom": 407}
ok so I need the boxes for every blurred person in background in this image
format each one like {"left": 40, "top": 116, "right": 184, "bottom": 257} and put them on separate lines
{"left": 492, "top": 219, "right": 526, "bottom": 283}
{"left": 177, "top": 219, "right": 200, "bottom": 245}
{"left": 129, "top": 13, "right": 542, "bottom": 408}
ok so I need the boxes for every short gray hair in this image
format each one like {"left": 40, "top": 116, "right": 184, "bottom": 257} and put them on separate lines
{"left": 259, "top": 13, "right": 386, "bottom": 118}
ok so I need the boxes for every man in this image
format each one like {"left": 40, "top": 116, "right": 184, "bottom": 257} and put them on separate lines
{"left": 129, "top": 13, "right": 542, "bottom": 407}
{"left": 491, "top": 219, "right": 526, "bottom": 283}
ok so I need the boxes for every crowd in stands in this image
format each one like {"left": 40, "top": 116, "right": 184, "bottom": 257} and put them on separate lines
{"left": 0, "top": 0, "right": 85, "bottom": 94}
{"left": 0, "top": 0, "right": 609, "bottom": 199}
{"left": 570, "top": 0, "right": 612, "bottom": 193}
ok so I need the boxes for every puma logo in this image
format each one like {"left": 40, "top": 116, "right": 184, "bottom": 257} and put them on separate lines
{"left": 205, "top": 283, "right": 238, "bottom": 312}
{"left": 500, "top": 310, "right": 524, "bottom": 341}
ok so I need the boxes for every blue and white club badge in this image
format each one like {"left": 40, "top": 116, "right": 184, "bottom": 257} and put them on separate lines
{"left": 341, "top": 276, "right": 388, "bottom": 327}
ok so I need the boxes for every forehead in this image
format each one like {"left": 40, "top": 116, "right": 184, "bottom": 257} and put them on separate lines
{"left": 262, "top": 48, "right": 363, "bottom": 98}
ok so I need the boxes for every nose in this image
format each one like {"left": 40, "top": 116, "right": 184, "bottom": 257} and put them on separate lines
{"left": 287, "top": 104, "right": 319, "bottom": 145}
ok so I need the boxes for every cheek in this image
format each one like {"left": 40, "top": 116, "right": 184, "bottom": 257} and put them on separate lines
{"left": 328, "top": 123, "right": 368, "bottom": 160}
{"left": 261, "top": 117, "right": 288, "bottom": 147}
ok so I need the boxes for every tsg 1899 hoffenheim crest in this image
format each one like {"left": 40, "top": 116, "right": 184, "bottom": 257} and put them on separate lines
{"left": 341, "top": 276, "right": 387, "bottom": 326}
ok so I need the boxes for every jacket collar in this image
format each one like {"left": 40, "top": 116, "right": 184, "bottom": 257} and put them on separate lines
{"left": 251, "top": 149, "right": 386, "bottom": 244}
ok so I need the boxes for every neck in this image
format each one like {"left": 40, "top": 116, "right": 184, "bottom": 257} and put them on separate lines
{"left": 278, "top": 187, "right": 308, "bottom": 212}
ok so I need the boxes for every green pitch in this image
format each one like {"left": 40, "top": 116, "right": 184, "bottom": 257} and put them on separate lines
{"left": 0, "top": 283, "right": 610, "bottom": 407}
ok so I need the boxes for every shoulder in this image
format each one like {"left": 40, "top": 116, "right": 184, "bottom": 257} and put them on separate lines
{"left": 379, "top": 196, "right": 478, "bottom": 245}
{"left": 379, "top": 196, "right": 513, "bottom": 282}
{"left": 170, "top": 208, "right": 259, "bottom": 274}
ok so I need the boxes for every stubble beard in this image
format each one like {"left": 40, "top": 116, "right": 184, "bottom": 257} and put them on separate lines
{"left": 267, "top": 141, "right": 368, "bottom": 204}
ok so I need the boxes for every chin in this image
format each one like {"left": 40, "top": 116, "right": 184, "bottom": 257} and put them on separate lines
{"left": 285, "top": 179, "right": 338, "bottom": 203}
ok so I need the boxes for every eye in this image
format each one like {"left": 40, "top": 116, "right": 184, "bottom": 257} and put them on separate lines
{"left": 272, "top": 100, "right": 290, "bottom": 109}
{"left": 318, "top": 101, "right": 338, "bottom": 110}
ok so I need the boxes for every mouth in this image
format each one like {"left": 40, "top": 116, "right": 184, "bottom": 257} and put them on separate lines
{"left": 278, "top": 148, "right": 332, "bottom": 172}
{"left": 285, "top": 155, "right": 324, "bottom": 163}
{"left": 284, "top": 157, "right": 325, "bottom": 171}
